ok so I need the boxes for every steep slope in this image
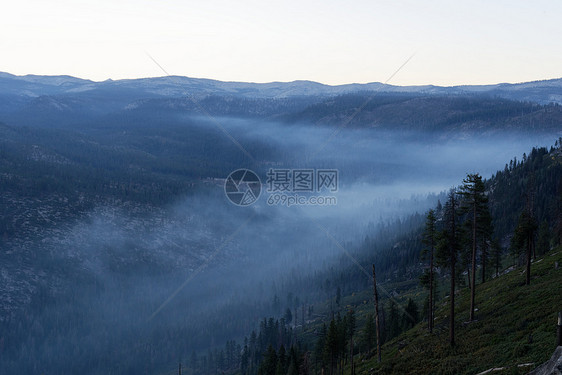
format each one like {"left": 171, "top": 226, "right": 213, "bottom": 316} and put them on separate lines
{"left": 356, "top": 249, "right": 562, "bottom": 375}
{"left": 221, "top": 142, "right": 562, "bottom": 375}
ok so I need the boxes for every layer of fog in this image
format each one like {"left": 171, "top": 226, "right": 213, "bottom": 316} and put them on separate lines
{"left": 187, "top": 114, "right": 557, "bottom": 217}
{"left": 5, "top": 112, "right": 560, "bottom": 373}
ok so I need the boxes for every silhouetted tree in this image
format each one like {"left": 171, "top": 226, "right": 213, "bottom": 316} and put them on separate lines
{"left": 491, "top": 238, "right": 502, "bottom": 278}
{"left": 421, "top": 209, "right": 437, "bottom": 332}
{"left": 459, "top": 173, "right": 491, "bottom": 321}
{"left": 361, "top": 314, "right": 375, "bottom": 353}
{"left": 284, "top": 308, "right": 293, "bottom": 325}
{"left": 402, "top": 298, "right": 419, "bottom": 331}
{"left": 511, "top": 208, "right": 538, "bottom": 285}
{"left": 436, "top": 189, "right": 460, "bottom": 346}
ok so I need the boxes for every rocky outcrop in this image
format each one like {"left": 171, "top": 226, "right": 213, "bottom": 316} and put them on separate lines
{"left": 528, "top": 347, "right": 562, "bottom": 375}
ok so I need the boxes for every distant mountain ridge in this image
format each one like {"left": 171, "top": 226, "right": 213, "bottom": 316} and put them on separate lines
{"left": 2, "top": 72, "right": 562, "bottom": 137}
{"left": 1, "top": 71, "right": 562, "bottom": 103}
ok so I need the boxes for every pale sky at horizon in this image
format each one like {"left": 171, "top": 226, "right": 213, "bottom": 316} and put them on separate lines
{"left": 1, "top": 0, "right": 561, "bottom": 86}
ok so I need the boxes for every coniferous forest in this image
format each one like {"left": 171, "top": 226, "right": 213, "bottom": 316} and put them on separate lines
{"left": 1, "top": 73, "right": 562, "bottom": 375}
{"left": 182, "top": 141, "right": 562, "bottom": 375}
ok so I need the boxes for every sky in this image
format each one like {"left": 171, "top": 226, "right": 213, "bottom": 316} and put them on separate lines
{"left": 1, "top": 0, "right": 561, "bottom": 86}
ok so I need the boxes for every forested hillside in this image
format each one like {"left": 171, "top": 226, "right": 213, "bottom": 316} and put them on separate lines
{"left": 183, "top": 140, "right": 562, "bottom": 375}
{"left": 3, "top": 0, "right": 562, "bottom": 373}
{"left": 2, "top": 76, "right": 561, "bottom": 374}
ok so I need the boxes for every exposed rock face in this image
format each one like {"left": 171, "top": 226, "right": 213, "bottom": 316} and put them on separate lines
{"left": 528, "top": 347, "right": 562, "bottom": 375}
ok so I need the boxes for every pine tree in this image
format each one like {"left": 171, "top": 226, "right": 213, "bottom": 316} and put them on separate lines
{"left": 478, "top": 206, "right": 493, "bottom": 282}
{"left": 372, "top": 264, "right": 382, "bottom": 363}
{"left": 259, "top": 345, "right": 277, "bottom": 375}
{"left": 436, "top": 189, "right": 460, "bottom": 346}
{"left": 276, "top": 345, "right": 287, "bottom": 375}
{"left": 459, "top": 173, "right": 491, "bottom": 321}
{"left": 336, "top": 313, "right": 346, "bottom": 372}
{"left": 361, "top": 314, "right": 375, "bottom": 353}
{"left": 402, "top": 298, "right": 419, "bottom": 331}
{"left": 511, "top": 208, "right": 538, "bottom": 285}
{"left": 241, "top": 340, "right": 249, "bottom": 373}
{"left": 386, "top": 300, "right": 400, "bottom": 339}
{"left": 287, "top": 346, "right": 299, "bottom": 375}
{"left": 336, "top": 286, "right": 341, "bottom": 308}
{"left": 324, "top": 319, "right": 338, "bottom": 375}
{"left": 459, "top": 220, "right": 473, "bottom": 289}
{"left": 346, "top": 309, "right": 356, "bottom": 374}
{"left": 284, "top": 308, "right": 293, "bottom": 325}
{"left": 421, "top": 209, "right": 437, "bottom": 332}
{"left": 314, "top": 323, "right": 327, "bottom": 374}
{"left": 491, "top": 238, "right": 502, "bottom": 278}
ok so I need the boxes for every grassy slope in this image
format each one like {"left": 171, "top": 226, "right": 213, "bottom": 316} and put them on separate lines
{"left": 354, "top": 248, "right": 562, "bottom": 375}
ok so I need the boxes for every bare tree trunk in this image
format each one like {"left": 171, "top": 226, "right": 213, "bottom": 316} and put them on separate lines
{"left": 432, "top": 287, "right": 436, "bottom": 333}
{"left": 530, "top": 181, "right": 536, "bottom": 261}
{"left": 470, "top": 203, "right": 477, "bottom": 321}
{"left": 372, "top": 264, "right": 382, "bottom": 363}
{"left": 481, "top": 244, "right": 486, "bottom": 284}
{"left": 556, "top": 311, "right": 562, "bottom": 346}
{"left": 350, "top": 335, "right": 354, "bottom": 375}
{"left": 526, "top": 233, "right": 532, "bottom": 285}
{"left": 429, "top": 240, "right": 434, "bottom": 333}
{"left": 450, "top": 194, "right": 456, "bottom": 346}
{"left": 450, "top": 253, "right": 455, "bottom": 346}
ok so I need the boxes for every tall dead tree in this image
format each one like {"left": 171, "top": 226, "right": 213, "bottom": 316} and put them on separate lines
{"left": 372, "top": 264, "right": 382, "bottom": 363}
{"left": 512, "top": 208, "right": 537, "bottom": 285}
{"left": 422, "top": 209, "right": 437, "bottom": 333}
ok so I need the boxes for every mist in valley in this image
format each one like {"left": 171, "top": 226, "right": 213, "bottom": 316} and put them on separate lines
{"left": 1, "top": 103, "right": 558, "bottom": 374}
